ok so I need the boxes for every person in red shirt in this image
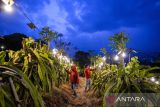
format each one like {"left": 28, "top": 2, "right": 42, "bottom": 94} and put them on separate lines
{"left": 84, "top": 64, "right": 94, "bottom": 92}
{"left": 66, "top": 64, "right": 79, "bottom": 96}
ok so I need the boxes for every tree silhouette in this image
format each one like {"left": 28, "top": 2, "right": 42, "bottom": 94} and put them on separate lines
{"left": 0, "top": 33, "right": 27, "bottom": 51}
{"left": 109, "top": 32, "right": 128, "bottom": 68}
{"left": 74, "top": 51, "right": 91, "bottom": 69}
{"left": 39, "top": 27, "right": 57, "bottom": 50}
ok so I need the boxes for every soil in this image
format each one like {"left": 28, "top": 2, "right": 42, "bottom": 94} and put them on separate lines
{"left": 43, "top": 77, "right": 103, "bottom": 107}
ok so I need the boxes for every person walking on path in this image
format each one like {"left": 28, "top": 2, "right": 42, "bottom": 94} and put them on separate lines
{"left": 84, "top": 65, "right": 95, "bottom": 92}
{"left": 66, "top": 64, "right": 79, "bottom": 97}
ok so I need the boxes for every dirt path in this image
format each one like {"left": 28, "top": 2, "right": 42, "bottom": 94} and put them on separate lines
{"left": 60, "top": 77, "right": 102, "bottom": 107}
{"left": 44, "top": 77, "right": 102, "bottom": 107}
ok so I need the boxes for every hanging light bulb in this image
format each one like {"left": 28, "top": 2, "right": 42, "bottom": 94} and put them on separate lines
{"left": 4, "top": 4, "right": 13, "bottom": 12}
{"left": 2, "top": 0, "right": 14, "bottom": 12}
{"left": 52, "top": 48, "right": 58, "bottom": 56}
{"left": 102, "top": 56, "right": 106, "bottom": 62}
{"left": 98, "top": 62, "right": 103, "bottom": 68}
{"left": 64, "top": 56, "right": 70, "bottom": 63}
{"left": 70, "top": 62, "right": 73, "bottom": 66}
{"left": 58, "top": 55, "right": 63, "bottom": 60}
{"left": 150, "top": 77, "right": 156, "bottom": 82}
{"left": 114, "top": 55, "right": 119, "bottom": 61}
{"left": 118, "top": 51, "right": 122, "bottom": 55}
{"left": 2, "top": 0, "right": 14, "bottom": 5}
{"left": 1, "top": 45, "right": 4, "bottom": 50}
{"left": 121, "top": 52, "right": 126, "bottom": 58}
{"left": 155, "top": 81, "right": 159, "bottom": 85}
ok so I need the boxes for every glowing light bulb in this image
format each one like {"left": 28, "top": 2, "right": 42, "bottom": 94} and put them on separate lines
{"left": 118, "top": 51, "right": 122, "bottom": 55}
{"left": 1, "top": 46, "right": 4, "bottom": 49}
{"left": 98, "top": 62, "right": 103, "bottom": 68}
{"left": 155, "top": 81, "right": 159, "bottom": 85}
{"left": 150, "top": 77, "right": 156, "bottom": 82}
{"left": 59, "top": 55, "right": 63, "bottom": 60}
{"left": 102, "top": 56, "right": 106, "bottom": 61}
{"left": 70, "top": 62, "right": 73, "bottom": 66}
{"left": 4, "top": 4, "right": 13, "bottom": 12}
{"left": 52, "top": 48, "right": 58, "bottom": 55}
{"left": 64, "top": 56, "right": 70, "bottom": 63}
{"left": 114, "top": 55, "right": 119, "bottom": 61}
{"left": 121, "top": 52, "right": 126, "bottom": 58}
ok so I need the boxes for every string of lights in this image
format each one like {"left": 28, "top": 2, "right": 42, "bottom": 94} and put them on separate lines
{"left": 1, "top": 0, "right": 40, "bottom": 32}
{"left": 14, "top": 2, "right": 40, "bottom": 31}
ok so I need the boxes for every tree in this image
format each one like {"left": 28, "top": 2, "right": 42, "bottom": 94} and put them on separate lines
{"left": 90, "top": 55, "right": 103, "bottom": 67}
{"left": 53, "top": 33, "right": 71, "bottom": 54}
{"left": 100, "top": 48, "right": 111, "bottom": 62}
{"left": 0, "top": 33, "right": 28, "bottom": 51}
{"left": 74, "top": 51, "right": 91, "bottom": 69}
{"left": 88, "top": 50, "right": 95, "bottom": 56}
{"left": 109, "top": 32, "right": 128, "bottom": 51}
{"left": 39, "top": 27, "right": 56, "bottom": 50}
{"left": 109, "top": 32, "right": 128, "bottom": 68}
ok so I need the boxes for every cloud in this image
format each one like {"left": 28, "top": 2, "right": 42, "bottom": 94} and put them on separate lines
{"left": 0, "top": 0, "right": 160, "bottom": 52}
{"left": 29, "top": 0, "right": 83, "bottom": 40}
{"left": 63, "top": 0, "right": 160, "bottom": 33}
{"left": 73, "top": 1, "right": 88, "bottom": 22}
{"left": 68, "top": 30, "right": 111, "bottom": 51}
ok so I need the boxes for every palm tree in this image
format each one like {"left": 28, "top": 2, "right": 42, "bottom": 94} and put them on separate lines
{"left": 39, "top": 27, "right": 57, "bottom": 50}
{"left": 100, "top": 48, "right": 111, "bottom": 64}
{"left": 54, "top": 33, "right": 71, "bottom": 54}
{"left": 109, "top": 32, "right": 128, "bottom": 69}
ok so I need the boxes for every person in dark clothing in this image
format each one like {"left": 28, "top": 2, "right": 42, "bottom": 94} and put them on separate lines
{"left": 66, "top": 64, "right": 79, "bottom": 96}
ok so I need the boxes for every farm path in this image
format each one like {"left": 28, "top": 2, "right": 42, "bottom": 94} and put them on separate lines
{"left": 61, "top": 77, "right": 102, "bottom": 107}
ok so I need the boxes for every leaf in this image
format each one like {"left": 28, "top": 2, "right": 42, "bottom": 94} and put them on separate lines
{"left": 0, "top": 88, "right": 5, "bottom": 107}
{"left": 0, "top": 51, "right": 6, "bottom": 64}
{"left": 38, "top": 64, "right": 44, "bottom": 81}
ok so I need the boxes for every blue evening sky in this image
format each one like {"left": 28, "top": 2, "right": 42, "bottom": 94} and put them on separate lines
{"left": 0, "top": 0, "right": 160, "bottom": 52}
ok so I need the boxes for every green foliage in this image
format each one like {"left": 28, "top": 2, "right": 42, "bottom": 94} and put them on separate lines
{"left": 0, "top": 33, "right": 28, "bottom": 51}
{"left": 109, "top": 32, "right": 128, "bottom": 51}
{"left": 0, "top": 37, "right": 69, "bottom": 106}
{"left": 0, "top": 65, "right": 44, "bottom": 107}
{"left": 53, "top": 33, "right": 72, "bottom": 53}
{"left": 109, "top": 32, "right": 129, "bottom": 69}
{"left": 92, "top": 57, "right": 160, "bottom": 95}
{"left": 39, "top": 27, "right": 57, "bottom": 50}
{"left": 92, "top": 64, "right": 118, "bottom": 96}
{"left": 74, "top": 51, "right": 91, "bottom": 69}
{"left": 100, "top": 48, "right": 110, "bottom": 57}
{"left": 0, "top": 51, "right": 6, "bottom": 64}
{"left": 39, "top": 27, "right": 56, "bottom": 42}
{"left": 5, "top": 38, "right": 57, "bottom": 92}
{"left": 90, "top": 55, "right": 103, "bottom": 66}
{"left": 100, "top": 48, "right": 111, "bottom": 64}
{"left": 39, "top": 27, "right": 71, "bottom": 53}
